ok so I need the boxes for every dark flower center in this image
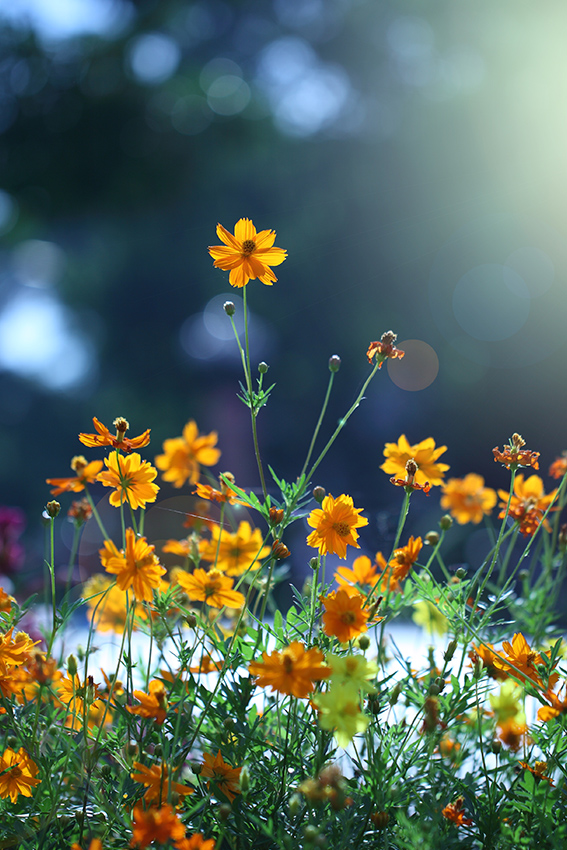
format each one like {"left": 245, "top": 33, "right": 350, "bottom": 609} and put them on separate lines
{"left": 241, "top": 239, "right": 256, "bottom": 255}
{"left": 333, "top": 521, "right": 351, "bottom": 537}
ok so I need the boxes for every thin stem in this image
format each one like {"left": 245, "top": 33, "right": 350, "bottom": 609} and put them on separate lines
{"left": 300, "top": 370, "right": 335, "bottom": 480}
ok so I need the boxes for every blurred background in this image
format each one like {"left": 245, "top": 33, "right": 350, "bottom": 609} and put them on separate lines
{"left": 1, "top": 0, "right": 567, "bottom": 594}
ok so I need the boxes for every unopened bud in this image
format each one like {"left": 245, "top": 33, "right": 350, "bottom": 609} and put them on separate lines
{"left": 328, "top": 355, "right": 341, "bottom": 373}
{"left": 223, "top": 301, "right": 236, "bottom": 316}
{"left": 518, "top": 569, "right": 529, "bottom": 581}
{"left": 303, "top": 825, "right": 319, "bottom": 842}
{"left": 85, "top": 675, "right": 96, "bottom": 707}
{"left": 312, "top": 486, "right": 326, "bottom": 503}
{"left": 371, "top": 812, "right": 390, "bottom": 830}
{"left": 358, "top": 634, "right": 371, "bottom": 651}
{"left": 100, "top": 764, "right": 112, "bottom": 778}
{"left": 218, "top": 803, "right": 232, "bottom": 821}
{"left": 444, "top": 639, "right": 458, "bottom": 662}
{"left": 389, "top": 681, "right": 403, "bottom": 706}
{"left": 272, "top": 539, "right": 291, "bottom": 560}
{"left": 429, "top": 683, "right": 440, "bottom": 696}
{"left": 185, "top": 613, "right": 197, "bottom": 629}
{"left": 258, "top": 361, "right": 269, "bottom": 374}
{"left": 269, "top": 507, "right": 284, "bottom": 525}
{"left": 67, "top": 654, "right": 78, "bottom": 677}
{"left": 490, "top": 740, "right": 502, "bottom": 754}
{"left": 239, "top": 765, "right": 250, "bottom": 796}
{"left": 425, "top": 531, "right": 440, "bottom": 546}
{"left": 309, "top": 557, "right": 319, "bottom": 570}
{"left": 45, "top": 500, "right": 61, "bottom": 518}
{"left": 439, "top": 514, "right": 453, "bottom": 530}
{"left": 289, "top": 793, "right": 302, "bottom": 817}
{"left": 455, "top": 567, "right": 467, "bottom": 580}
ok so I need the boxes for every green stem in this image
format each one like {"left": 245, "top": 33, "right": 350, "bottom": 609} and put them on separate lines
{"left": 300, "top": 371, "right": 335, "bottom": 480}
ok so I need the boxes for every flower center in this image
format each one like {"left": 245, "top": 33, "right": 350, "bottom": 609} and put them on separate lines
{"left": 341, "top": 611, "right": 356, "bottom": 625}
{"left": 332, "top": 521, "right": 351, "bottom": 537}
{"left": 282, "top": 654, "right": 294, "bottom": 673}
{"left": 241, "top": 239, "right": 256, "bottom": 255}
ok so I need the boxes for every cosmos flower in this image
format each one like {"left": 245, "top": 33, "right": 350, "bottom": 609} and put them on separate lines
{"left": 0, "top": 747, "right": 40, "bottom": 803}
{"left": 103, "top": 528, "right": 166, "bottom": 602}
{"left": 366, "top": 331, "right": 405, "bottom": 368}
{"left": 175, "top": 568, "right": 245, "bottom": 610}
{"left": 442, "top": 797, "right": 473, "bottom": 827}
{"left": 130, "top": 805, "right": 186, "bottom": 848}
{"left": 130, "top": 762, "right": 194, "bottom": 805}
{"left": 306, "top": 494, "right": 368, "bottom": 559}
{"left": 321, "top": 589, "right": 371, "bottom": 643}
{"left": 97, "top": 452, "right": 159, "bottom": 510}
{"left": 46, "top": 455, "right": 103, "bottom": 496}
{"left": 381, "top": 435, "right": 449, "bottom": 487}
{"left": 127, "top": 680, "right": 169, "bottom": 724}
{"left": 248, "top": 642, "right": 330, "bottom": 699}
{"left": 492, "top": 433, "right": 539, "bottom": 471}
{"left": 200, "top": 751, "right": 242, "bottom": 803}
{"left": 79, "top": 417, "right": 150, "bottom": 454}
{"left": 155, "top": 420, "right": 221, "bottom": 488}
{"left": 440, "top": 474, "right": 497, "bottom": 525}
{"left": 497, "top": 474, "right": 558, "bottom": 537}
{"left": 314, "top": 689, "right": 370, "bottom": 747}
{"left": 199, "top": 521, "right": 270, "bottom": 576}
{"left": 208, "top": 218, "right": 287, "bottom": 289}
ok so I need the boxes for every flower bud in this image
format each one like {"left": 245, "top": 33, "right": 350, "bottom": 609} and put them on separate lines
{"left": 328, "top": 355, "right": 341, "bottom": 373}
{"left": 258, "top": 361, "right": 269, "bottom": 374}
{"left": 429, "top": 683, "right": 440, "bottom": 696}
{"left": 490, "top": 740, "right": 502, "bottom": 754}
{"left": 45, "top": 500, "right": 61, "bottom": 518}
{"left": 309, "top": 557, "right": 319, "bottom": 570}
{"left": 289, "top": 793, "right": 302, "bottom": 817}
{"left": 389, "top": 681, "right": 403, "bottom": 706}
{"left": 439, "top": 514, "right": 453, "bottom": 530}
{"left": 303, "top": 825, "right": 319, "bottom": 842}
{"left": 67, "top": 654, "right": 78, "bottom": 677}
{"left": 455, "top": 567, "right": 467, "bottom": 580}
{"left": 371, "top": 811, "right": 390, "bottom": 830}
{"left": 312, "top": 486, "right": 326, "bottom": 503}
{"left": 272, "top": 539, "right": 291, "bottom": 560}
{"left": 185, "top": 613, "right": 197, "bottom": 629}
{"left": 269, "top": 507, "right": 284, "bottom": 525}
{"left": 358, "top": 634, "right": 371, "bottom": 651}
{"left": 444, "top": 639, "right": 458, "bottom": 662}
{"left": 425, "top": 531, "right": 440, "bottom": 546}
{"left": 218, "top": 803, "right": 232, "bottom": 821}
{"left": 223, "top": 301, "right": 236, "bottom": 316}
{"left": 239, "top": 764, "right": 250, "bottom": 796}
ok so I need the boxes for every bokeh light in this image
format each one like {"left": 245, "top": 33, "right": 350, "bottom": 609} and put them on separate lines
{"left": 387, "top": 340, "right": 439, "bottom": 391}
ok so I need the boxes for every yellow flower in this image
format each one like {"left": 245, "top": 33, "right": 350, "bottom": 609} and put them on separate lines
{"left": 0, "top": 747, "right": 40, "bottom": 803}
{"left": 127, "top": 680, "right": 168, "bottom": 724}
{"left": 314, "top": 689, "right": 369, "bottom": 747}
{"left": 155, "top": 420, "right": 221, "bottom": 488}
{"left": 208, "top": 218, "right": 287, "bottom": 289}
{"left": 199, "top": 520, "right": 270, "bottom": 575}
{"left": 489, "top": 680, "right": 524, "bottom": 724}
{"left": 327, "top": 653, "right": 378, "bottom": 695}
{"left": 381, "top": 435, "right": 449, "bottom": 487}
{"left": 335, "top": 555, "right": 381, "bottom": 592}
{"left": 440, "top": 474, "right": 497, "bottom": 525}
{"left": 306, "top": 494, "right": 368, "bottom": 559}
{"left": 97, "top": 452, "right": 159, "bottom": 509}
{"left": 175, "top": 567, "right": 245, "bottom": 609}
{"left": 103, "top": 528, "right": 166, "bottom": 602}
{"left": 412, "top": 600, "right": 448, "bottom": 637}
{"left": 46, "top": 455, "right": 103, "bottom": 496}
{"left": 83, "top": 575, "right": 147, "bottom": 633}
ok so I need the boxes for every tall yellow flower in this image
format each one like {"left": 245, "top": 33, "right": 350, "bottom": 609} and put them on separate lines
{"left": 306, "top": 494, "right": 368, "bottom": 559}
{"left": 103, "top": 528, "right": 166, "bottom": 602}
{"left": 0, "top": 747, "right": 40, "bottom": 803}
{"left": 314, "top": 690, "right": 370, "bottom": 748}
{"left": 175, "top": 567, "right": 245, "bottom": 609}
{"left": 97, "top": 452, "right": 159, "bottom": 509}
{"left": 208, "top": 218, "right": 287, "bottom": 289}
{"left": 155, "top": 420, "right": 220, "bottom": 488}
{"left": 381, "top": 435, "right": 449, "bottom": 487}
{"left": 441, "top": 474, "right": 497, "bottom": 525}
{"left": 199, "top": 520, "right": 270, "bottom": 575}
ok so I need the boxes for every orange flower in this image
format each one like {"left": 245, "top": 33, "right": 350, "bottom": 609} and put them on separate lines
{"left": 72, "top": 840, "right": 103, "bottom": 850}
{"left": 0, "top": 628, "right": 39, "bottom": 674}
{"left": 537, "top": 683, "right": 567, "bottom": 721}
{"left": 248, "top": 642, "right": 330, "bottom": 698}
{"left": 493, "top": 433, "right": 539, "bottom": 471}
{"left": 130, "top": 805, "right": 186, "bottom": 848}
{"left": 440, "top": 474, "right": 497, "bottom": 525}
{"left": 208, "top": 218, "right": 287, "bottom": 289}
{"left": 79, "top": 416, "right": 150, "bottom": 454}
{"left": 176, "top": 567, "right": 245, "bottom": 610}
{"left": 188, "top": 655, "right": 223, "bottom": 674}
{"left": 377, "top": 536, "right": 423, "bottom": 592}
{"left": 442, "top": 797, "right": 472, "bottom": 827}
{"left": 366, "top": 331, "right": 405, "bottom": 367}
{"left": 321, "top": 589, "right": 371, "bottom": 643}
{"left": 83, "top": 575, "right": 147, "bottom": 634}
{"left": 549, "top": 451, "right": 567, "bottom": 479}
{"left": 155, "top": 420, "right": 220, "bottom": 488}
{"left": 497, "top": 474, "right": 558, "bottom": 537}
{"left": 468, "top": 643, "right": 508, "bottom": 681}
{"left": 335, "top": 555, "right": 382, "bottom": 592}
{"left": 178, "top": 835, "right": 215, "bottom": 850}
{"left": 200, "top": 750, "right": 241, "bottom": 803}
{"left": 127, "top": 680, "right": 169, "bottom": 724}
{"left": 194, "top": 472, "right": 246, "bottom": 505}
{"left": 103, "top": 528, "right": 166, "bottom": 602}
{"left": 497, "top": 717, "right": 527, "bottom": 751}
{"left": 0, "top": 747, "right": 40, "bottom": 803}
{"left": 130, "top": 762, "right": 194, "bottom": 805}
{"left": 518, "top": 761, "right": 554, "bottom": 785}
{"left": 493, "top": 632, "right": 559, "bottom": 689}
{"left": 200, "top": 520, "right": 270, "bottom": 575}
{"left": 381, "top": 435, "right": 449, "bottom": 487}
{"left": 306, "top": 494, "right": 368, "bottom": 559}
{"left": 97, "top": 452, "right": 159, "bottom": 509}
{"left": 46, "top": 455, "right": 103, "bottom": 496}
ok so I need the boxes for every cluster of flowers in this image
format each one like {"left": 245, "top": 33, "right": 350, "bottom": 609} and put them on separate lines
{"left": 0, "top": 219, "right": 566, "bottom": 848}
